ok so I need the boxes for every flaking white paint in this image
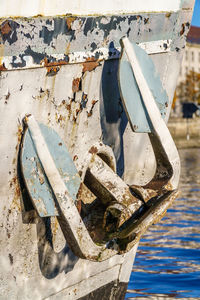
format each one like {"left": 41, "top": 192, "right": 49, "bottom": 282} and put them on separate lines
{"left": 1, "top": 39, "right": 172, "bottom": 71}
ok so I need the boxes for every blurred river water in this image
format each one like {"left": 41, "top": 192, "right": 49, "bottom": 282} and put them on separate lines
{"left": 126, "top": 148, "right": 200, "bottom": 299}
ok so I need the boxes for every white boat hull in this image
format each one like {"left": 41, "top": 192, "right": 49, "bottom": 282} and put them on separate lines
{"left": 0, "top": 1, "right": 194, "bottom": 298}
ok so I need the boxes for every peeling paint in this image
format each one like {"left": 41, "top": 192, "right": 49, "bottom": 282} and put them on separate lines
{"left": 1, "top": 21, "right": 12, "bottom": 35}
{"left": 82, "top": 58, "right": 99, "bottom": 73}
{"left": 66, "top": 17, "right": 77, "bottom": 30}
{"left": 0, "top": 13, "right": 179, "bottom": 71}
{"left": 72, "top": 78, "right": 81, "bottom": 93}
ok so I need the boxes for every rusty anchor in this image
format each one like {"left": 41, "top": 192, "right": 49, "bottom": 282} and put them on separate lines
{"left": 20, "top": 37, "right": 180, "bottom": 261}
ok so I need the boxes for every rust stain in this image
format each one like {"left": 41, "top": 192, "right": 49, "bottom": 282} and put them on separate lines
{"left": 143, "top": 189, "right": 157, "bottom": 202}
{"left": 163, "top": 181, "right": 173, "bottom": 191}
{"left": 66, "top": 103, "right": 71, "bottom": 111}
{"left": 87, "top": 111, "right": 92, "bottom": 117}
{"left": 17, "top": 125, "right": 23, "bottom": 144}
{"left": 39, "top": 176, "right": 44, "bottom": 185}
{"left": 89, "top": 146, "right": 98, "bottom": 154}
{"left": 76, "top": 108, "right": 81, "bottom": 115}
{"left": 46, "top": 66, "right": 60, "bottom": 76}
{"left": 8, "top": 253, "right": 13, "bottom": 265}
{"left": 130, "top": 185, "right": 157, "bottom": 202}
{"left": 0, "top": 63, "right": 7, "bottom": 71}
{"left": 165, "top": 12, "right": 171, "bottom": 18}
{"left": 72, "top": 77, "right": 81, "bottom": 93}
{"left": 87, "top": 99, "right": 98, "bottom": 117}
{"left": 1, "top": 21, "right": 11, "bottom": 35}
{"left": 65, "top": 42, "right": 71, "bottom": 55}
{"left": 82, "top": 58, "right": 99, "bottom": 73}
{"left": 83, "top": 94, "right": 87, "bottom": 100}
{"left": 66, "top": 17, "right": 76, "bottom": 30}
{"left": 9, "top": 176, "right": 21, "bottom": 212}
{"left": 92, "top": 99, "right": 98, "bottom": 106}
{"left": 144, "top": 178, "right": 168, "bottom": 190}
{"left": 58, "top": 114, "right": 65, "bottom": 123}
{"left": 9, "top": 176, "right": 17, "bottom": 188}
{"left": 180, "top": 23, "right": 185, "bottom": 36}
{"left": 41, "top": 57, "right": 68, "bottom": 68}
{"left": 5, "top": 91, "right": 10, "bottom": 100}
{"left": 76, "top": 200, "right": 82, "bottom": 214}
{"left": 55, "top": 113, "right": 66, "bottom": 124}
{"left": 76, "top": 182, "right": 95, "bottom": 204}
{"left": 51, "top": 217, "right": 59, "bottom": 244}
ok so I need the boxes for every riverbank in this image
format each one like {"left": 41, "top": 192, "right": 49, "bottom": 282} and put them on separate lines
{"left": 168, "top": 117, "right": 200, "bottom": 148}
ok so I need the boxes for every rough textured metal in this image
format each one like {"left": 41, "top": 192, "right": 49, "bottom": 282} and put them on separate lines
{"left": 23, "top": 115, "right": 119, "bottom": 261}
{"left": 21, "top": 116, "right": 145, "bottom": 261}
{"left": 119, "top": 40, "right": 169, "bottom": 133}
{"left": 121, "top": 37, "right": 180, "bottom": 191}
{"left": 86, "top": 155, "right": 143, "bottom": 208}
{"left": 21, "top": 122, "right": 81, "bottom": 217}
{"left": 0, "top": 13, "right": 186, "bottom": 71}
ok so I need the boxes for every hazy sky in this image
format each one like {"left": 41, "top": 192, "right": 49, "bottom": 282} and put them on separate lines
{"left": 192, "top": 0, "right": 200, "bottom": 26}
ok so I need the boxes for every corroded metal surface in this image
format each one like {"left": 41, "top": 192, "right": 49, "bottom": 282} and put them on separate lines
{"left": 0, "top": 12, "right": 189, "bottom": 70}
{"left": 19, "top": 35, "right": 180, "bottom": 261}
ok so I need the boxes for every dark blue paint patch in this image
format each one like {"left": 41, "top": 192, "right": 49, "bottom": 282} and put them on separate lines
{"left": 24, "top": 33, "right": 33, "bottom": 40}
{"left": 24, "top": 45, "right": 45, "bottom": 64}
{"left": 11, "top": 54, "right": 26, "bottom": 68}
{"left": 39, "top": 18, "right": 69, "bottom": 45}
{"left": 127, "top": 15, "right": 138, "bottom": 25}
{"left": 90, "top": 42, "right": 97, "bottom": 51}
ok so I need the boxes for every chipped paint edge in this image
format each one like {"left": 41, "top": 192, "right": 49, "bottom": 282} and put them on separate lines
{"left": 1, "top": 39, "right": 172, "bottom": 71}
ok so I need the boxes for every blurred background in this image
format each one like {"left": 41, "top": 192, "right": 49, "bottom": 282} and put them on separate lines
{"left": 169, "top": 0, "right": 200, "bottom": 148}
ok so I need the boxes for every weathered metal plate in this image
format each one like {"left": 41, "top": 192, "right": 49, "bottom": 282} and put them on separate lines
{"left": 21, "top": 123, "right": 81, "bottom": 217}
{"left": 118, "top": 41, "right": 169, "bottom": 133}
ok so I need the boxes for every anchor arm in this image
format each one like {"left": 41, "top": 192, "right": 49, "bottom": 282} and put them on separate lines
{"left": 120, "top": 37, "right": 180, "bottom": 191}
{"left": 23, "top": 115, "right": 118, "bottom": 261}
{"left": 21, "top": 113, "right": 178, "bottom": 260}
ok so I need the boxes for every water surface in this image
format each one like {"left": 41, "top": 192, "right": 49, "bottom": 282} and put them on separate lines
{"left": 126, "top": 148, "right": 200, "bottom": 299}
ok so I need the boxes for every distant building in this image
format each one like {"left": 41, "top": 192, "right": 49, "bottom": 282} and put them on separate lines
{"left": 178, "top": 26, "right": 200, "bottom": 84}
{"left": 174, "top": 26, "right": 200, "bottom": 117}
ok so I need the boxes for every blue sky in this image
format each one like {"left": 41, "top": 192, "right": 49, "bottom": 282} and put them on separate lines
{"left": 191, "top": 0, "right": 200, "bottom": 26}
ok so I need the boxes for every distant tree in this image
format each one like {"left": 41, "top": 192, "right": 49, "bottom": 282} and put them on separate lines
{"left": 177, "top": 70, "right": 200, "bottom": 104}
